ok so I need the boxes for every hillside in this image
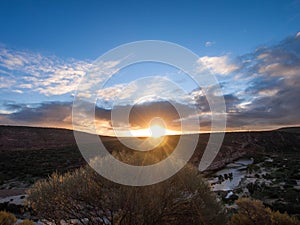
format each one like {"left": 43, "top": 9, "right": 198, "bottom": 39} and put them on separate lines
{"left": 0, "top": 125, "right": 299, "bottom": 185}
{"left": 1, "top": 125, "right": 300, "bottom": 219}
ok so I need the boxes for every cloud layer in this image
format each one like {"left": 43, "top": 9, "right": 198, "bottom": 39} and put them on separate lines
{"left": 0, "top": 33, "right": 300, "bottom": 134}
{"left": 0, "top": 47, "right": 91, "bottom": 95}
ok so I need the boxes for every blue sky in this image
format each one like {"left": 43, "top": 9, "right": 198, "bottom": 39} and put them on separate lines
{"left": 1, "top": 0, "right": 299, "bottom": 58}
{"left": 0, "top": 0, "right": 300, "bottom": 134}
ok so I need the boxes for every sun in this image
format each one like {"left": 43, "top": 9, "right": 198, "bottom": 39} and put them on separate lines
{"left": 149, "top": 124, "right": 166, "bottom": 138}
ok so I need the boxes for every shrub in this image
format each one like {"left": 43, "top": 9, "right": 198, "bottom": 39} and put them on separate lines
{"left": 0, "top": 211, "right": 17, "bottom": 225}
{"left": 228, "top": 198, "right": 300, "bottom": 225}
{"left": 271, "top": 211, "right": 300, "bottom": 225}
{"left": 27, "top": 164, "right": 227, "bottom": 225}
{"left": 228, "top": 198, "right": 272, "bottom": 225}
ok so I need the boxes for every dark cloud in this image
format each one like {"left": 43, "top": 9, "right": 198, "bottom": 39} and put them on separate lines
{"left": 0, "top": 102, "right": 72, "bottom": 126}
{"left": 231, "top": 86, "right": 300, "bottom": 124}
{"left": 225, "top": 33, "right": 300, "bottom": 129}
{"left": 1, "top": 101, "right": 26, "bottom": 112}
{"left": 102, "top": 101, "right": 197, "bottom": 130}
{"left": 193, "top": 86, "right": 243, "bottom": 113}
{"left": 189, "top": 33, "right": 300, "bottom": 130}
{"left": 0, "top": 100, "right": 197, "bottom": 133}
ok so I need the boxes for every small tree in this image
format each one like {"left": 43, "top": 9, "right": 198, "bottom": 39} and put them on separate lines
{"left": 0, "top": 211, "right": 17, "bottom": 225}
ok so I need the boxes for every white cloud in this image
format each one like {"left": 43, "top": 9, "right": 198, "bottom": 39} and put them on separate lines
{"left": 197, "top": 55, "right": 239, "bottom": 75}
{"left": 97, "top": 84, "right": 126, "bottom": 101}
{"left": 12, "top": 90, "right": 23, "bottom": 94}
{"left": 112, "top": 76, "right": 195, "bottom": 106}
{"left": 0, "top": 47, "right": 92, "bottom": 96}
{"left": 258, "top": 89, "right": 279, "bottom": 96}
{"left": 257, "top": 52, "right": 300, "bottom": 87}
{"left": 0, "top": 76, "right": 15, "bottom": 88}
{"left": 259, "top": 63, "right": 300, "bottom": 78}
{"left": 77, "top": 60, "right": 121, "bottom": 100}
{"left": 88, "top": 76, "right": 197, "bottom": 109}
{"left": 205, "top": 41, "right": 215, "bottom": 47}
{"left": 19, "top": 83, "right": 32, "bottom": 88}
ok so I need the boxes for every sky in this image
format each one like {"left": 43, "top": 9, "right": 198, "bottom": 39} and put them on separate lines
{"left": 0, "top": 0, "right": 300, "bottom": 135}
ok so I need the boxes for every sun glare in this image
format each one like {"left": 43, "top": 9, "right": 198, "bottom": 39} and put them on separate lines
{"left": 149, "top": 124, "right": 166, "bottom": 138}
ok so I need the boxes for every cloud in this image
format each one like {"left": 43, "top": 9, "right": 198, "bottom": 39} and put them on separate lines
{"left": 94, "top": 76, "right": 196, "bottom": 109}
{"left": 254, "top": 41, "right": 300, "bottom": 87}
{"left": 0, "top": 100, "right": 198, "bottom": 135}
{"left": 0, "top": 101, "right": 72, "bottom": 129}
{"left": 205, "top": 41, "right": 216, "bottom": 47}
{"left": 0, "top": 47, "right": 92, "bottom": 96}
{"left": 226, "top": 85, "right": 300, "bottom": 129}
{"left": 0, "top": 76, "right": 15, "bottom": 88}
{"left": 197, "top": 55, "right": 239, "bottom": 75}
{"left": 12, "top": 90, "right": 23, "bottom": 94}
{"left": 97, "top": 84, "right": 126, "bottom": 102}
{"left": 183, "top": 33, "right": 300, "bottom": 130}
{"left": 1, "top": 33, "right": 300, "bottom": 132}
{"left": 18, "top": 83, "right": 32, "bottom": 88}
{"left": 6, "top": 102, "right": 71, "bottom": 122}
{"left": 258, "top": 88, "right": 279, "bottom": 96}
{"left": 68, "top": 59, "right": 122, "bottom": 101}
{"left": 222, "top": 33, "right": 300, "bottom": 129}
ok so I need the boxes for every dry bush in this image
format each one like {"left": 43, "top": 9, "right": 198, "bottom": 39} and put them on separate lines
{"left": 228, "top": 198, "right": 300, "bottom": 225}
{"left": 27, "top": 164, "right": 226, "bottom": 225}
{"left": 0, "top": 211, "right": 17, "bottom": 225}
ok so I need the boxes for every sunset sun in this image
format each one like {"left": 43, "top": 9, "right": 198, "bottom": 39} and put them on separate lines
{"left": 148, "top": 117, "right": 166, "bottom": 138}
{"left": 149, "top": 124, "right": 166, "bottom": 138}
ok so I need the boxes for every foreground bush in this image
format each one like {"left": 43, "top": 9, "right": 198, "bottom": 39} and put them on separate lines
{"left": 0, "top": 211, "right": 17, "bottom": 225}
{"left": 228, "top": 198, "right": 300, "bottom": 225}
{"left": 27, "top": 164, "right": 227, "bottom": 225}
{"left": 0, "top": 211, "right": 35, "bottom": 225}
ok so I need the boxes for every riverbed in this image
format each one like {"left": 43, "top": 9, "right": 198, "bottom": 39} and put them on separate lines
{"left": 208, "top": 158, "right": 254, "bottom": 191}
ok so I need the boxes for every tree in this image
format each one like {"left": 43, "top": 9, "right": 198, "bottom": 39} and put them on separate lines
{"left": 27, "top": 164, "right": 227, "bottom": 225}
{"left": 228, "top": 198, "right": 300, "bottom": 225}
{"left": 0, "top": 211, "right": 17, "bottom": 225}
